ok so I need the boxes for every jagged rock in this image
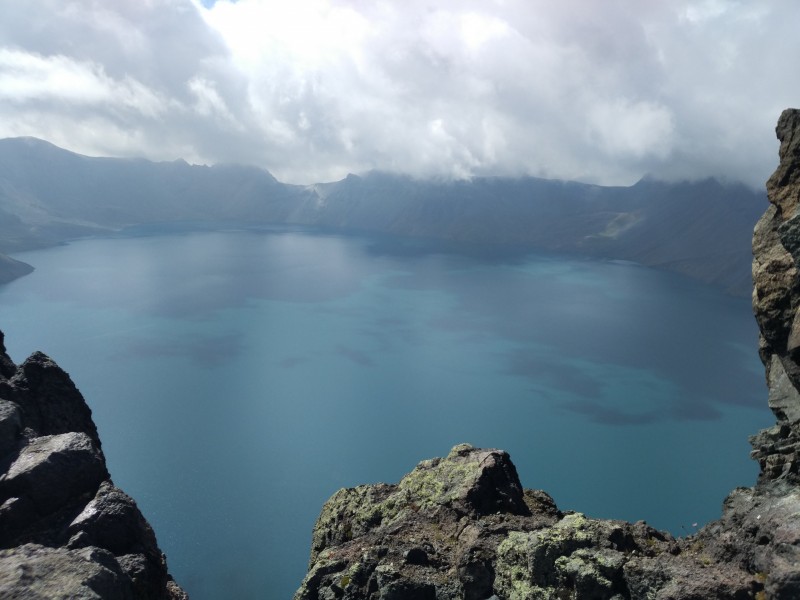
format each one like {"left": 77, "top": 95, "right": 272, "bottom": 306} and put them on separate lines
{"left": 308, "top": 444, "right": 530, "bottom": 568}
{"left": 296, "top": 444, "right": 559, "bottom": 600}
{"left": 0, "top": 543, "right": 134, "bottom": 600}
{"left": 753, "top": 205, "right": 799, "bottom": 364}
{"left": 752, "top": 108, "right": 800, "bottom": 485}
{"left": 295, "top": 443, "right": 766, "bottom": 600}
{"left": 295, "top": 109, "right": 800, "bottom": 600}
{"left": 65, "top": 481, "right": 176, "bottom": 599}
{"left": 767, "top": 110, "right": 800, "bottom": 222}
{"left": 766, "top": 355, "right": 800, "bottom": 424}
{"left": 683, "top": 480, "right": 800, "bottom": 600}
{"left": 0, "top": 351, "right": 101, "bottom": 447}
{"left": 68, "top": 482, "right": 159, "bottom": 556}
{"left": 1, "top": 432, "right": 107, "bottom": 515}
{"left": 0, "top": 331, "right": 15, "bottom": 379}
{"left": 0, "top": 399, "right": 22, "bottom": 458}
{"left": 0, "top": 333, "right": 186, "bottom": 599}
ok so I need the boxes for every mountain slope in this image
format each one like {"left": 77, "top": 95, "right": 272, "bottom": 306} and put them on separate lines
{"left": 0, "top": 137, "right": 766, "bottom": 294}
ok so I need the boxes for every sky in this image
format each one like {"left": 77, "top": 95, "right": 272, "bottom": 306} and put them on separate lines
{"left": 0, "top": 0, "right": 797, "bottom": 188}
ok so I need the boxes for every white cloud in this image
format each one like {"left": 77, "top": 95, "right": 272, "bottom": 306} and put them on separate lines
{"left": 0, "top": 49, "right": 165, "bottom": 118}
{"left": 0, "top": 0, "right": 798, "bottom": 187}
{"left": 682, "top": 0, "right": 732, "bottom": 24}
{"left": 188, "top": 76, "right": 239, "bottom": 126}
{"left": 587, "top": 99, "right": 675, "bottom": 159}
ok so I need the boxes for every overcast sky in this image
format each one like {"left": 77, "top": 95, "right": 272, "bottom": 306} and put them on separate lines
{"left": 0, "top": 0, "right": 796, "bottom": 187}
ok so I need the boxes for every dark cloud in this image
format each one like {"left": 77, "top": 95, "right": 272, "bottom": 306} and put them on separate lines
{"left": 0, "top": 0, "right": 797, "bottom": 186}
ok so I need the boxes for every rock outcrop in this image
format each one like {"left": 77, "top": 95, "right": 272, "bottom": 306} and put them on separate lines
{"left": 0, "top": 330, "right": 186, "bottom": 599}
{"left": 294, "top": 111, "right": 800, "bottom": 599}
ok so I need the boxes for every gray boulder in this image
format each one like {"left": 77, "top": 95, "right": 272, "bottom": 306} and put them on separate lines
{"left": 0, "top": 334, "right": 186, "bottom": 599}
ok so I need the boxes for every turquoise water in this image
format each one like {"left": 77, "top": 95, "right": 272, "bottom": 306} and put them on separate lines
{"left": 0, "top": 226, "right": 772, "bottom": 599}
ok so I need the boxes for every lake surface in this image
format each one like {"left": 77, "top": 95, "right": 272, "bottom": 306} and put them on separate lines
{"left": 0, "top": 225, "right": 772, "bottom": 599}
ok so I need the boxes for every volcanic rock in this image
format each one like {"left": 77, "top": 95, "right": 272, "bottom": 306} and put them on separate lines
{"left": 0, "top": 337, "right": 186, "bottom": 599}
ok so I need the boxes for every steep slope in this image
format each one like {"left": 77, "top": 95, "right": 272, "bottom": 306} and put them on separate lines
{"left": 0, "top": 331, "right": 187, "bottom": 599}
{"left": 293, "top": 111, "right": 800, "bottom": 599}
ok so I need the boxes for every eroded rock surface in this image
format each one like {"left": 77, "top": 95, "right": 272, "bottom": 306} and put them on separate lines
{"left": 295, "top": 111, "right": 800, "bottom": 599}
{"left": 0, "top": 330, "right": 186, "bottom": 599}
{"left": 295, "top": 443, "right": 765, "bottom": 600}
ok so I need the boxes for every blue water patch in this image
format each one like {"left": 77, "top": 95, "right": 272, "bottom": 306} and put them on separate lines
{"left": 0, "top": 227, "right": 772, "bottom": 599}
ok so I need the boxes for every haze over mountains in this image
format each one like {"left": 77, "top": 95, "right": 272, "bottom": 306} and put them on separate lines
{"left": 0, "top": 137, "right": 765, "bottom": 295}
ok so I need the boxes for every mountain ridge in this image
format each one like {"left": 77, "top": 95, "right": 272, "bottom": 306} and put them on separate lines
{"left": 0, "top": 136, "right": 765, "bottom": 296}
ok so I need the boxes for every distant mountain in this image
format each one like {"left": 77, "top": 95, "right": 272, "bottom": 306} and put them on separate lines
{"left": 296, "top": 172, "right": 765, "bottom": 294}
{"left": 0, "top": 253, "right": 33, "bottom": 284}
{"left": 0, "top": 137, "right": 767, "bottom": 294}
{"left": 0, "top": 137, "right": 303, "bottom": 242}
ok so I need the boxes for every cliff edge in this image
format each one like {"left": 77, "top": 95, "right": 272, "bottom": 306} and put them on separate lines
{"left": 294, "top": 111, "right": 800, "bottom": 599}
{"left": 0, "top": 331, "right": 187, "bottom": 599}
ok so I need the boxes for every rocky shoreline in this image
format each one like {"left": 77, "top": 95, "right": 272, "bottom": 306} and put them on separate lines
{"left": 293, "top": 111, "right": 800, "bottom": 599}
{"left": 0, "top": 332, "right": 186, "bottom": 599}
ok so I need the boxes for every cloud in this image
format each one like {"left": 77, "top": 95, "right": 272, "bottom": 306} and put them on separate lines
{"left": 0, "top": 0, "right": 797, "bottom": 187}
{"left": 587, "top": 99, "right": 676, "bottom": 160}
{"left": 0, "top": 49, "right": 167, "bottom": 116}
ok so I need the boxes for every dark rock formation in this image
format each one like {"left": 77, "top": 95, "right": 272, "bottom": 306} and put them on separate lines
{"left": 0, "top": 330, "right": 186, "bottom": 598}
{"left": 295, "top": 443, "right": 765, "bottom": 600}
{"left": 294, "top": 111, "right": 800, "bottom": 599}
{"left": 752, "top": 109, "right": 800, "bottom": 484}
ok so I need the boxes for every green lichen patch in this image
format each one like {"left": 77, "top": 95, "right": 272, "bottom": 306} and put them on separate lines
{"left": 311, "top": 483, "right": 397, "bottom": 559}
{"left": 311, "top": 444, "right": 522, "bottom": 561}
{"left": 495, "top": 515, "right": 635, "bottom": 599}
{"left": 397, "top": 451, "right": 486, "bottom": 512}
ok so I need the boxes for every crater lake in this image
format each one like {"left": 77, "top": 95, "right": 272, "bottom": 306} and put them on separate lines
{"left": 0, "top": 225, "right": 772, "bottom": 599}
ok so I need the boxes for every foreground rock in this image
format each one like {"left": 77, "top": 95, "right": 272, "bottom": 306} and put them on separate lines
{"left": 295, "top": 111, "right": 800, "bottom": 599}
{"left": 295, "top": 443, "right": 766, "bottom": 600}
{"left": 0, "top": 331, "right": 186, "bottom": 599}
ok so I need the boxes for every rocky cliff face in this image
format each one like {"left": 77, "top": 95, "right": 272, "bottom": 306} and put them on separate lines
{"left": 751, "top": 108, "right": 800, "bottom": 483}
{"left": 0, "top": 331, "right": 186, "bottom": 599}
{"left": 294, "top": 111, "right": 800, "bottom": 599}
